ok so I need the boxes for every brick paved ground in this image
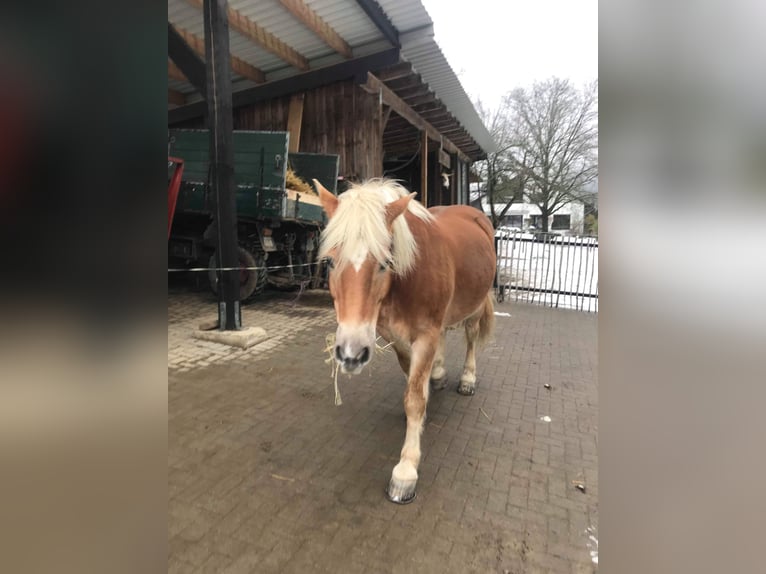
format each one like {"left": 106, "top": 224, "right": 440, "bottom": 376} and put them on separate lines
{"left": 169, "top": 286, "right": 598, "bottom": 573}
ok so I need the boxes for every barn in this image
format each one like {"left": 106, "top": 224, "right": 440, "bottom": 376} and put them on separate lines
{"left": 168, "top": 0, "right": 495, "bottom": 207}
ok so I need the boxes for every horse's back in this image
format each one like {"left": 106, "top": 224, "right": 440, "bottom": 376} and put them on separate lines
{"left": 426, "top": 205, "right": 496, "bottom": 320}
{"left": 429, "top": 205, "right": 495, "bottom": 254}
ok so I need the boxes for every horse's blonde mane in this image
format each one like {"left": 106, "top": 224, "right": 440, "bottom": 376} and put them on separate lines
{"left": 319, "top": 179, "right": 433, "bottom": 275}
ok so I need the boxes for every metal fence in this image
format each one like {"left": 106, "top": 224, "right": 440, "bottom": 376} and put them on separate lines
{"left": 495, "top": 231, "right": 599, "bottom": 312}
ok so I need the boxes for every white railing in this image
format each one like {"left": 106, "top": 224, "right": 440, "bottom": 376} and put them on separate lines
{"left": 495, "top": 230, "right": 598, "bottom": 312}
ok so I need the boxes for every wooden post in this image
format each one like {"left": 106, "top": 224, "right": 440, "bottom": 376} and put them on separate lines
{"left": 287, "top": 93, "right": 305, "bottom": 153}
{"left": 204, "top": 0, "right": 241, "bottom": 330}
{"left": 420, "top": 130, "right": 428, "bottom": 207}
{"left": 450, "top": 153, "right": 458, "bottom": 205}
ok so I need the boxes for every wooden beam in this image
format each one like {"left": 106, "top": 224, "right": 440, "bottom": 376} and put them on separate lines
{"left": 279, "top": 0, "right": 352, "bottom": 58}
{"left": 396, "top": 85, "right": 430, "bottom": 100}
{"left": 377, "top": 62, "right": 412, "bottom": 81}
{"left": 412, "top": 102, "right": 442, "bottom": 113}
{"left": 168, "top": 60, "right": 187, "bottom": 82}
{"left": 185, "top": 0, "right": 310, "bottom": 70}
{"left": 168, "top": 89, "right": 186, "bottom": 106}
{"left": 355, "top": 0, "right": 399, "bottom": 47}
{"left": 168, "top": 22, "right": 206, "bottom": 94}
{"left": 405, "top": 93, "right": 438, "bottom": 107}
{"left": 287, "top": 93, "right": 305, "bottom": 153}
{"left": 426, "top": 119, "right": 458, "bottom": 131}
{"left": 170, "top": 48, "right": 400, "bottom": 124}
{"left": 438, "top": 148, "right": 450, "bottom": 168}
{"left": 203, "top": 0, "right": 240, "bottom": 330}
{"left": 382, "top": 105, "right": 393, "bottom": 130}
{"left": 385, "top": 74, "right": 422, "bottom": 91}
{"left": 420, "top": 130, "right": 428, "bottom": 206}
{"left": 362, "top": 72, "right": 470, "bottom": 163}
{"left": 173, "top": 25, "right": 265, "bottom": 83}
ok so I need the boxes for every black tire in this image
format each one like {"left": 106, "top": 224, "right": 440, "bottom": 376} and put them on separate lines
{"left": 208, "top": 247, "right": 266, "bottom": 301}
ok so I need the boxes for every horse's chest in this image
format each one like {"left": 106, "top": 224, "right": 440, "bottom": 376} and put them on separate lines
{"left": 377, "top": 308, "right": 411, "bottom": 343}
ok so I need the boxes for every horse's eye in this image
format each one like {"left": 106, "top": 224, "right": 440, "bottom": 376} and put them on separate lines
{"left": 326, "top": 258, "right": 335, "bottom": 269}
{"left": 379, "top": 262, "right": 387, "bottom": 272}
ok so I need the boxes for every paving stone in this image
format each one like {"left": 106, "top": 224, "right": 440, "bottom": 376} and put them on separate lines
{"left": 169, "top": 288, "right": 598, "bottom": 572}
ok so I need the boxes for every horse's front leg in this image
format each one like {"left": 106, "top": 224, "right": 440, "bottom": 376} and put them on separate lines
{"left": 386, "top": 330, "right": 438, "bottom": 504}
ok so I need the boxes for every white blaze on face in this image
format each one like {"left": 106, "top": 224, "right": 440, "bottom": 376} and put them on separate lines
{"left": 349, "top": 245, "right": 369, "bottom": 272}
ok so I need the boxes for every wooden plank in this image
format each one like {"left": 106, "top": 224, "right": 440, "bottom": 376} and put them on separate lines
{"left": 362, "top": 72, "right": 471, "bottom": 163}
{"left": 412, "top": 102, "right": 442, "bottom": 114}
{"left": 173, "top": 25, "right": 265, "bottom": 83}
{"left": 185, "top": 0, "right": 310, "bottom": 71}
{"left": 279, "top": 0, "right": 352, "bottom": 58}
{"left": 287, "top": 93, "right": 305, "bottom": 153}
{"left": 168, "top": 89, "right": 186, "bottom": 106}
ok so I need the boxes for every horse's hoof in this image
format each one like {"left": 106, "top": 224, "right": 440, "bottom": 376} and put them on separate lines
{"left": 457, "top": 384, "right": 475, "bottom": 396}
{"left": 386, "top": 482, "right": 417, "bottom": 504}
{"left": 387, "top": 462, "right": 418, "bottom": 504}
{"left": 431, "top": 376, "right": 448, "bottom": 390}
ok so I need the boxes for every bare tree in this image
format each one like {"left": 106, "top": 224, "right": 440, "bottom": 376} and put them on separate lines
{"left": 473, "top": 100, "right": 529, "bottom": 228}
{"left": 507, "top": 78, "right": 598, "bottom": 232}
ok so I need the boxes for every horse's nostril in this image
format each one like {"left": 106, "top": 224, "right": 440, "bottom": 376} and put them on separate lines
{"left": 335, "top": 345, "right": 343, "bottom": 361}
{"left": 358, "top": 346, "right": 370, "bottom": 364}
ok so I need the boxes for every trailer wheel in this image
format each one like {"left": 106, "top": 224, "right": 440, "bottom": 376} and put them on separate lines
{"left": 208, "top": 247, "right": 266, "bottom": 301}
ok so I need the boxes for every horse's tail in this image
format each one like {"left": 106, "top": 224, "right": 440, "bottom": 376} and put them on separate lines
{"left": 477, "top": 291, "right": 495, "bottom": 345}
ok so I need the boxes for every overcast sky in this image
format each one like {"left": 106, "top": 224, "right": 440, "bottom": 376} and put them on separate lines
{"left": 420, "top": 0, "right": 598, "bottom": 110}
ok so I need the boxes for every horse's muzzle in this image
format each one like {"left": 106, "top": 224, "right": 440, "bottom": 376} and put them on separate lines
{"left": 335, "top": 344, "right": 370, "bottom": 374}
{"left": 334, "top": 323, "right": 375, "bottom": 374}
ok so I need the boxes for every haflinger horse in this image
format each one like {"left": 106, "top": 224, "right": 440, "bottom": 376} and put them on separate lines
{"left": 314, "top": 178, "right": 496, "bottom": 504}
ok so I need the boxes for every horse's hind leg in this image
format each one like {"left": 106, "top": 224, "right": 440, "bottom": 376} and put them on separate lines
{"left": 430, "top": 331, "right": 448, "bottom": 390}
{"left": 387, "top": 331, "right": 438, "bottom": 504}
{"left": 457, "top": 316, "right": 480, "bottom": 396}
{"left": 458, "top": 294, "right": 494, "bottom": 396}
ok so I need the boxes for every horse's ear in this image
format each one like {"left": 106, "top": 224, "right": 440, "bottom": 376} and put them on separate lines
{"left": 313, "top": 179, "right": 338, "bottom": 218}
{"left": 385, "top": 192, "right": 416, "bottom": 226}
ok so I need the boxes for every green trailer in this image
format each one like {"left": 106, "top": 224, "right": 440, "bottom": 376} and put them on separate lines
{"left": 168, "top": 129, "right": 339, "bottom": 299}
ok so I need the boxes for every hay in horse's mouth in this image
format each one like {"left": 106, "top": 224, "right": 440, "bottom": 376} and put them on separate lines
{"left": 323, "top": 333, "right": 393, "bottom": 406}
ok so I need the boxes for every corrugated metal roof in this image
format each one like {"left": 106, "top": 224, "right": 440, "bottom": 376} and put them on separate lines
{"left": 168, "top": 0, "right": 495, "bottom": 155}
{"left": 400, "top": 37, "right": 496, "bottom": 153}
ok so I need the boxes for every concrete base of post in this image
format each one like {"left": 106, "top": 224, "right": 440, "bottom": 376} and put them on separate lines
{"left": 192, "top": 324, "right": 268, "bottom": 349}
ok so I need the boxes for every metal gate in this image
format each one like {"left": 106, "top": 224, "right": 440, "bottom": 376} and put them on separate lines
{"left": 495, "top": 231, "right": 598, "bottom": 312}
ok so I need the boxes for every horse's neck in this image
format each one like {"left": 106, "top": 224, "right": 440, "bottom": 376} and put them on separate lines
{"left": 384, "top": 210, "right": 441, "bottom": 308}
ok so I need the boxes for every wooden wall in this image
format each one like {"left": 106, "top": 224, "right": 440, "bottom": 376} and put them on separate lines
{"left": 229, "top": 80, "right": 383, "bottom": 180}
{"left": 300, "top": 81, "right": 382, "bottom": 181}
{"left": 170, "top": 81, "right": 479, "bottom": 196}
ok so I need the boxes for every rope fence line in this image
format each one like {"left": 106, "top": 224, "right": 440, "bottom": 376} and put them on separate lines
{"left": 168, "top": 262, "right": 316, "bottom": 273}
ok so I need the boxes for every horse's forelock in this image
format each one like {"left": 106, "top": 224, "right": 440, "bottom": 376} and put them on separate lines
{"left": 319, "top": 179, "right": 432, "bottom": 275}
